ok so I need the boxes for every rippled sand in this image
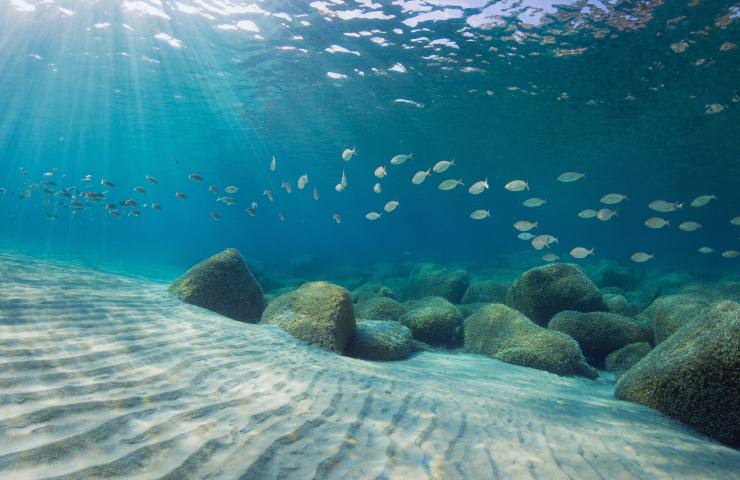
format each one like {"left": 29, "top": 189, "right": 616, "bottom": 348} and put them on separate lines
{"left": 0, "top": 253, "right": 738, "bottom": 479}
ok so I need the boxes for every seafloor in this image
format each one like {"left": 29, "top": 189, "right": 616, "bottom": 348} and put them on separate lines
{"left": 0, "top": 252, "right": 738, "bottom": 479}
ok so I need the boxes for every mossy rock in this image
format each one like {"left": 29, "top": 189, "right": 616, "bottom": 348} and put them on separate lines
{"left": 354, "top": 296, "right": 406, "bottom": 321}
{"left": 464, "top": 303, "right": 595, "bottom": 378}
{"left": 615, "top": 301, "right": 740, "bottom": 447}
{"left": 548, "top": 311, "right": 652, "bottom": 368}
{"left": 461, "top": 280, "right": 509, "bottom": 304}
{"left": 603, "top": 293, "right": 637, "bottom": 317}
{"left": 351, "top": 282, "right": 398, "bottom": 303}
{"left": 638, "top": 294, "right": 710, "bottom": 345}
{"left": 508, "top": 263, "right": 606, "bottom": 326}
{"left": 406, "top": 263, "right": 469, "bottom": 303}
{"left": 605, "top": 342, "right": 652, "bottom": 373}
{"left": 345, "top": 320, "right": 414, "bottom": 361}
{"left": 169, "top": 248, "right": 264, "bottom": 323}
{"left": 261, "top": 281, "right": 356, "bottom": 353}
{"left": 399, "top": 296, "right": 462, "bottom": 347}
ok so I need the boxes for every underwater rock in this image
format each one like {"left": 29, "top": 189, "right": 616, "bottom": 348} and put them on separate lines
{"left": 351, "top": 282, "right": 398, "bottom": 303}
{"left": 508, "top": 263, "right": 607, "bottom": 326}
{"left": 615, "top": 301, "right": 740, "bottom": 447}
{"left": 464, "top": 303, "right": 594, "bottom": 378}
{"left": 260, "top": 281, "right": 356, "bottom": 353}
{"left": 457, "top": 302, "right": 491, "bottom": 318}
{"left": 461, "top": 280, "right": 510, "bottom": 304}
{"left": 605, "top": 342, "right": 652, "bottom": 373}
{"left": 169, "top": 248, "right": 264, "bottom": 323}
{"left": 406, "top": 263, "right": 470, "bottom": 303}
{"left": 603, "top": 293, "right": 637, "bottom": 317}
{"left": 354, "top": 296, "right": 406, "bottom": 321}
{"left": 590, "top": 260, "right": 644, "bottom": 291}
{"left": 549, "top": 311, "right": 652, "bottom": 368}
{"left": 639, "top": 294, "right": 710, "bottom": 344}
{"left": 345, "top": 320, "right": 414, "bottom": 361}
{"left": 399, "top": 296, "right": 463, "bottom": 347}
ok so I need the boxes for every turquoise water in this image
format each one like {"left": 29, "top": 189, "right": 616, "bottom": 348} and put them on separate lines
{"left": 1, "top": 0, "right": 738, "bottom": 277}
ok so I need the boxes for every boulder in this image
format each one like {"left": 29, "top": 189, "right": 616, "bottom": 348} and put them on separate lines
{"left": 638, "top": 294, "right": 710, "bottom": 344}
{"left": 603, "top": 293, "right": 637, "bottom": 317}
{"left": 169, "top": 248, "right": 264, "bottom": 323}
{"left": 345, "top": 320, "right": 414, "bottom": 361}
{"left": 464, "top": 303, "right": 595, "bottom": 378}
{"left": 508, "top": 263, "right": 607, "bottom": 326}
{"left": 354, "top": 296, "right": 406, "bottom": 321}
{"left": 457, "top": 302, "right": 491, "bottom": 319}
{"left": 351, "top": 282, "right": 398, "bottom": 303}
{"left": 461, "top": 280, "right": 509, "bottom": 304}
{"left": 548, "top": 311, "right": 652, "bottom": 368}
{"left": 399, "top": 296, "right": 462, "bottom": 347}
{"left": 605, "top": 342, "right": 652, "bottom": 373}
{"left": 406, "top": 263, "right": 469, "bottom": 303}
{"left": 615, "top": 301, "right": 740, "bottom": 447}
{"left": 261, "top": 281, "right": 356, "bottom": 353}
{"left": 591, "top": 261, "right": 643, "bottom": 291}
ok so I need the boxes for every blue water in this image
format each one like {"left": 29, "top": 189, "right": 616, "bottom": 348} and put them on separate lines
{"left": 0, "top": 0, "right": 738, "bottom": 278}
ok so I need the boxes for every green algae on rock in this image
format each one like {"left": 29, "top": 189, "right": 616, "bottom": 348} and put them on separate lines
{"left": 605, "top": 342, "right": 652, "bottom": 373}
{"left": 261, "top": 281, "right": 356, "bottom": 353}
{"left": 461, "top": 280, "right": 510, "bottom": 304}
{"left": 169, "top": 248, "right": 264, "bottom": 323}
{"left": 345, "top": 320, "right": 414, "bottom": 361}
{"left": 638, "top": 293, "right": 710, "bottom": 345}
{"left": 508, "top": 263, "right": 606, "bottom": 326}
{"left": 406, "top": 263, "right": 470, "bottom": 303}
{"left": 464, "top": 303, "right": 596, "bottom": 378}
{"left": 615, "top": 301, "right": 740, "bottom": 447}
{"left": 400, "top": 296, "right": 463, "bottom": 347}
{"left": 354, "top": 296, "right": 406, "bottom": 321}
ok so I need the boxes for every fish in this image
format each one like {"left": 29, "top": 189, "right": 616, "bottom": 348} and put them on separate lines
{"left": 250, "top": 201, "right": 258, "bottom": 209}
{"left": 209, "top": 185, "right": 219, "bottom": 194}
{"left": 432, "top": 160, "right": 455, "bottom": 173}
{"left": 175, "top": 192, "right": 187, "bottom": 200}
{"left": 270, "top": 155, "right": 277, "bottom": 171}
{"left": 570, "top": 247, "right": 594, "bottom": 259}
{"left": 133, "top": 186, "right": 146, "bottom": 195}
{"left": 278, "top": 212, "right": 285, "bottom": 221}
{"left": 297, "top": 174, "right": 308, "bottom": 190}
{"left": 697, "top": 246, "right": 714, "bottom": 254}
{"left": 648, "top": 200, "right": 683, "bottom": 212}
{"left": 730, "top": 216, "right": 740, "bottom": 226}
{"left": 281, "top": 181, "right": 292, "bottom": 193}
{"left": 342, "top": 147, "right": 357, "bottom": 161}
{"left": 341, "top": 170, "right": 348, "bottom": 188}
{"left": 470, "top": 209, "right": 491, "bottom": 220}
{"left": 332, "top": 212, "right": 342, "bottom": 224}
{"left": 145, "top": 175, "right": 158, "bottom": 184}
{"left": 542, "top": 253, "right": 559, "bottom": 262}
{"left": 373, "top": 183, "right": 382, "bottom": 194}
{"left": 129, "top": 209, "right": 142, "bottom": 217}
{"left": 188, "top": 173, "right": 203, "bottom": 182}
{"left": 81, "top": 175, "right": 93, "bottom": 183}
{"left": 557, "top": 172, "right": 585, "bottom": 183}
{"left": 246, "top": 207, "right": 256, "bottom": 216}
{"left": 690, "top": 195, "right": 717, "bottom": 207}
{"left": 438, "top": 179, "right": 464, "bottom": 191}
{"left": 122, "top": 199, "right": 138, "bottom": 207}
{"left": 151, "top": 203, "right": 162, "bottom": 210}
{"left": 217, "top": 196, "right": 237, "bottom": 205}
{"left": 630, "top": 252, "right": 654, "bottom": 263}
{"left": 468, "top": 178, "right": 489, "bottom": 195}
{"left": 513, "top": 220, "right": 538, "bottom": 232}
{"left": 263, "top": 189, "right": 274, "bottom": 202}
{"left": 210, "top": 212, "right": 221, "bottom": 221}
{"left": 42, "top": 171, "right": 54, "bottom": 177}
{"left": 644, "top": 217, "right": 670, "bottom": 229}
{"left": 600, "top": 193, "right": 627, "bottom": 205}
{"left": 313, "top": 187, "right": 319, "bottom": 200}
{"left": 596, "top": 208, "right": 617, "bottom": 221}
{"left": 517, "top": 232, "right": 535, "bottom": 240}
{"left": 0, "top": 187, "right": 8, "bottom": 195}
{"left": 365, "top": 211, "right": 382, "bottom": 220}
{"left": 390, "top": 153, "right": 412, "bottom": 165}
{"left": 225, "top": 185, "right": 239, "bottom": 194}
{"left": 578, "top": 209, "right": 597, "bottom": 219}
{"left": 374, "top": 166, "right": 388, "bottom": 179}
{"left": 678, "top": 221, "right": 701, "bottom": 231}
{"left": 335, "top": 183, "right": 345, "bottom": 192}
{"left": 504, "top": 180, "right": 529, "bottom": 191}
{"left": 384, "top": 201, "right": 399, "bottom": 212}
{"left": 412, "top": 169, "right": 431, "bottom": 185}
{"left": 100, "top": 179, "right": 115, "bottom": 188}
{"left": 523, "top": 197, "right": 546, "bottom": 207}
{"left": 721, "top": 250, "right": 739, "bottom": 258}
{"left": 532, "top": 234, "right": 558, "bottom": 250}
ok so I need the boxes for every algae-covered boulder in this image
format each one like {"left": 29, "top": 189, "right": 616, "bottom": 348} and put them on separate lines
{"left": 605, "top": 342, "right": 652, "bottom": 373}
{"left": 464, "top": 303, "right": 595, "bottom": 378}
{"left": 548, "top": 311, "right": 652, "bottom": 368}
{"left": 351, "top": 282, "right": 398, "bottom": 303}
{"left": 603, "top": 293, "right": 637, "bottom": 317}
{"left": 406, "top": 264, "right": 469, "bottom": 303}
{"left": 461, "top": 280, "right": 509, "bottom": 304}
{"left": 169, "top": 248, "right": 264, "bottom": 323}
{"left": 508, "top": 263, "right": 606, "bottom": 326}
{"left": 457, "top": 302, "right": 491, "bottom": 319}
{"left": 354, "top": 296, "right": 406, "bottom": 321}
{"left": 400, "top": 296, "right": 462, "bottom": 346}
{"left": 345, "top": 320, "right": 414, "bottom": 361}
{"left": 638, "top": 294, "right": 710, "bottom": 345}
{"left": 615, "top": 301, "right": 740, "bottom": 446}
{"left": 261, "top": 281, "right": 356, "bottom": 353}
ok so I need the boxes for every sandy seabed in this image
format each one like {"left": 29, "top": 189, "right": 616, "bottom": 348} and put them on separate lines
{"left": 0, "top": 253, "right": 738, "bottom": 480}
